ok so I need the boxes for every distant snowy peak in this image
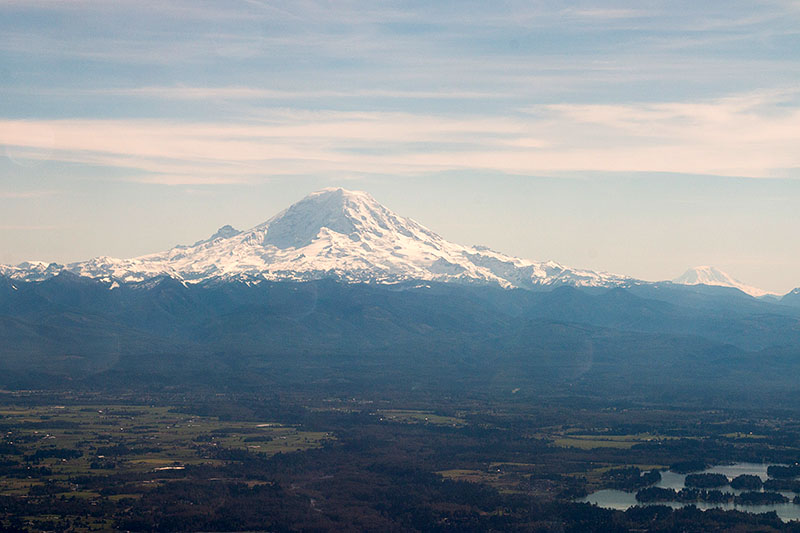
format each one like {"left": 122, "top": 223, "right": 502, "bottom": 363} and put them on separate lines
{"left": 2, "top": 187, "right": 633, "bottom": 290}
{"left": 0, "top": 261, "right": 64, "bottom": 282}
{"left": 673, "top": 266, "right": 772, "bottom": 297}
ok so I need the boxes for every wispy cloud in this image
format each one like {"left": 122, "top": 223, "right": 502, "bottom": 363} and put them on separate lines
{"left": 560, "top": 7, "right": 646, "bottom": 20}
{"left": 2, "top": 90, "right": 798, "bottom": 183}
{"left": 77, "top": 86, "right": 506, "bottom": 101}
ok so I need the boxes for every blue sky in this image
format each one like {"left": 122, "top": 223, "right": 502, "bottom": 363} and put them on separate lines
{"left": 1, "top": 1, "right": 799, "bottom": 293}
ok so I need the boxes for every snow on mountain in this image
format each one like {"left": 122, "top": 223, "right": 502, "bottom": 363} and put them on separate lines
{"left": 0, "top": 261, "right": 65, "bottom": 282}
{"left": 1, "top": 187, "right": 632, "bottom": 290}
{"left": 672, "top": 266, "right": 772, "bottom": 298}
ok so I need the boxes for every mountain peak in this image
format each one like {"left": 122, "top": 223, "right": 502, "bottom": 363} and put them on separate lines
{"left": 673, "top": 266, "right": 771, "bottom": 297}
{"left": 674, "top": 266, "right": 732, "bottom": 285}
{"left": 308, "top": 186, "right": 374, "bottom": 200}
{"left": 209, "top": 224, "right": 241, "bottom": 240}
{"left": 260, "top": 187, "right": 428, "bottom": 250}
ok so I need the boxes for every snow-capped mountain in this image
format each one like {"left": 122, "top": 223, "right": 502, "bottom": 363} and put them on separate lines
{"left": 2, "top": 187, "right": 632, "bottom": 290}
{"left": 0, "top": 261, "right": 65, "bottom": 283}
{"left": 672, "top": 266, "right": 772, "bottom": 298}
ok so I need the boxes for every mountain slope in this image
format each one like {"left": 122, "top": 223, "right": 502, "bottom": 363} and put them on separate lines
{"left": 3, "top": 188, "right": 631, "bottom": 290}
{"left": 782, "top": 288, "right": 800, "bottom": 307}
{"left": 672, "top": 266, "right": 771, "bottom": 298}
{"left": 3, "top": 275, "right": 800, "bottom": 399}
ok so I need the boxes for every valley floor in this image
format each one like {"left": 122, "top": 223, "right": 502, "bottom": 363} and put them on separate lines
{"left": 1, "top": 388, "right": 800, "bottom": 531}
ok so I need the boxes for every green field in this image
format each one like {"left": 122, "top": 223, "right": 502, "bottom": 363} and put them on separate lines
{"left": 375, "top": 409, "right": 466, "bottom": 426}
{"left": 552, "top": 433, "right": 672, "bottom": 450}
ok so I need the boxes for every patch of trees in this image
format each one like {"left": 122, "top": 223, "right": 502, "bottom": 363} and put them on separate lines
{"left": 27, "top": 481, "right": 73, "bottom": 496}
{"left": 602, "top": 466, "right": 661, "bottom": 491}
{"left": 636, "top": 486, "right": 734, "bottom": 504}
{"left": 95, "top": 444, "right": 162, "bottom": 456}
{"left": 730, "top": 474, "right": 763, "bottom": 490}
{"left": 764, "top": 478, "right": 800, "bottom": 492}
{"left": 767, "top": 464, "right": 800, "bottom": 479}
{"left": 243, "top": 435, "right": 273, "bottom": 443}
{"left": 655, "top": 506, "right": 785, "bottom": 531}
{"left": 0, "top": 465, "right": 52, "bottom": 478}
{"left": 636, "top": 486, "right": 676, "bottom": 502}
{"left": 685, "top": 472, "right": 729, "bottom": 488}
{"left": 670, "top": 459, "right": 708, "bottom": 473}
{"left": 735, "top": 491, "right": 788, "bottom": 505}
{"left": 637, "top": 486, "right": 791, "bottom": 507}
{"left": 25, "top": 448, "right": 82, "bottom": 462}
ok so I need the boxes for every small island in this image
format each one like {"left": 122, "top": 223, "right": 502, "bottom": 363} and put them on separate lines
{"left": 730, "top": 474, "right": 763, "bottom": 490}
{"left": 684, "top": 473, "right": 729, "bottom": 489}
{"left": 767, "top": 464, "right": 800, "bottom": 479}
{"left": 735, "top": 491, "right": 789, "bottom": 505}
{"left": 603, "top": 467, "right": 662, "bottom": 491}
{"left": 636, "top": 487, "right": 789, "bottom": 505}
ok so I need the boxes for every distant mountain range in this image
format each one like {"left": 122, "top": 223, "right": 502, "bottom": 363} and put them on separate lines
{"left": 1, "top": 188, "right": 799, "bottom": 399}
{"left": 0, "top": 188, "right": 793, "bottom": 298}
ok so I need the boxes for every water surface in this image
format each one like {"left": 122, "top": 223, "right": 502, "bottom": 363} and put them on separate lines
{"left": 580, "top": 463, "right": 800, "bottom": 522}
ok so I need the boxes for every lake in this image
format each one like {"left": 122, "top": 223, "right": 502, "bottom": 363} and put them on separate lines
{"left": 580, "top": 463, "right": 800, "bottom": 522}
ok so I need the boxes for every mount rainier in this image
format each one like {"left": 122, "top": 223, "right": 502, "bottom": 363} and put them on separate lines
{"left": 1, "top": 188, "right": 632, "bottom": 290}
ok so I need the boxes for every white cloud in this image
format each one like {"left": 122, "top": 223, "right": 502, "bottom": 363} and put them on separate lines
{"left": 1, "top": 90, "right": 798, "bottom": 183}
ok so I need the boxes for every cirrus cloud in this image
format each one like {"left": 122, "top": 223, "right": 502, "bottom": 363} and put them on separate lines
{"left": 1, "top": 89, "right": 798, "bottom": 184}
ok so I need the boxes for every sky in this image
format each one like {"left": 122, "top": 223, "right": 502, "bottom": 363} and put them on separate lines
{"left": 1, "top": 0, "right": 799, "bottom": 294}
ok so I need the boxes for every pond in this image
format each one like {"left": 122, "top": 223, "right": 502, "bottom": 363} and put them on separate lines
{"left": 580, "top": 463, "right": 800, "bottom": 522}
